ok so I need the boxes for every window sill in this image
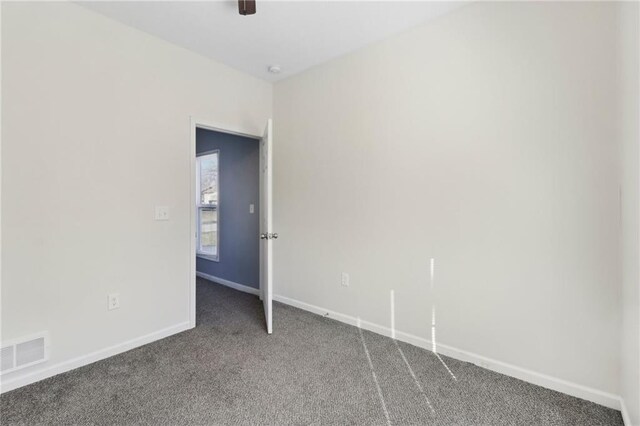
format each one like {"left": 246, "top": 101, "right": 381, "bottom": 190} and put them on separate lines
{"left": 197, "top": 253, "right": 219, "bottom": 262}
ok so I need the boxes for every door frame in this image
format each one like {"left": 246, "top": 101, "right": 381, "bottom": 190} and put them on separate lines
{"left": 189, "top": 117, "right": 262, "bottom": 328}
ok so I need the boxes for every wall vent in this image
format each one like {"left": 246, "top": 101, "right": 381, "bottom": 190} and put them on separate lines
{"left": 0, "top": 332, "right": 49, "bottom": 375}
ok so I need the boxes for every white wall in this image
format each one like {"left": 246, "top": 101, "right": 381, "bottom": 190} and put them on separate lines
{"left": 274, "top": 1, "right": 622, "bottom": 404}
{"left": 1, "top": 2, "right": 271, "bottom": 389}
{"left": 618, "top": 2, "right": 640, "bottom": 424}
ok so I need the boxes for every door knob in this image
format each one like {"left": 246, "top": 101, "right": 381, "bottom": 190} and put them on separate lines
{"left": 271, "top": 233, "right": 278, "bottom": 239}
{"left": 260, "top": 233, "right": 268, "bottom": 239}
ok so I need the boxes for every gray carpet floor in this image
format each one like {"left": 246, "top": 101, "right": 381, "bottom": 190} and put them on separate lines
{"left": 1, "top": 278, "right": 624, "bottom": 425}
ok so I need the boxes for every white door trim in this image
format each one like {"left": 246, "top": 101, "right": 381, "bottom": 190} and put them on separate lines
{"left": 189, "top": 117, "right": 261, "bottom": 328}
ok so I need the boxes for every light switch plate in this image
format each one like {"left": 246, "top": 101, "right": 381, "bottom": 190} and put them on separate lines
{"left": 249, "top": 204, "right": 255, "bottom": 214}
{"left": 155, "top": 206, "right": 169, "bottom": 221}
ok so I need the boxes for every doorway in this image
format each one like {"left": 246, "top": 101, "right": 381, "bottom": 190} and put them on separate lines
{"left": 189, "top": 118, "right": 274, "bottom": 334}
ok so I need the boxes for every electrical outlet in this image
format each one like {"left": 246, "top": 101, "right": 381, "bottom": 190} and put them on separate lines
{"left": 108, "top": 293, "right": 120, "bottom": 311}
{"left": 341, "top": 272, "right": 349, "bottom": 287}
{"left": 155, "top": 206, "right": 169, "bottom": 221}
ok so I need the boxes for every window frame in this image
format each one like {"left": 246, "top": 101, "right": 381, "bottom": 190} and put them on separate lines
{"left": 196, "top": 149, "right": 220, "bottom": 262}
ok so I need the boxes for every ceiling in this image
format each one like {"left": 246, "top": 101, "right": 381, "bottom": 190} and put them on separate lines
{"left": 80, "top": 1, "right": 466, "bottom": 82}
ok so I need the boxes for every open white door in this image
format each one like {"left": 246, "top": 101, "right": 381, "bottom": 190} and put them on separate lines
{"left": 260, "top": 119, "right": 274, "bottom": 334}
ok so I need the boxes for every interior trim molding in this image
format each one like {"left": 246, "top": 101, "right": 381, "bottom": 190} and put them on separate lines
{"left": 273, "top": 293, "right": 622, "bottom": 411}
{"left": 0, "top": 321, "right": 191, "bottom": 394}
{"left": 620, "top": 397, "right": 632, "bottom": 426}
{"left": 196, "top": 271, "right": 260, "bottom": 296}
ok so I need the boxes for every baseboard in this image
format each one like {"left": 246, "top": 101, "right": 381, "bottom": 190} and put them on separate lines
{"left": 620, "top": 397, "right": 634, "bottom": 426}
{"left": 0, "top": 321, "right": 191, "bottom": 394}
{"left": 196, "top": 271, "right": 260, "bottom": 296}
{"left": 273, "top": 294, "right": 622, "bottom": 411}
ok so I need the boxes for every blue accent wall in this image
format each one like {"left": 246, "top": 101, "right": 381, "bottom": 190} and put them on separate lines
{"left": 196, "top": 128, "right": 260, "bottom": 289}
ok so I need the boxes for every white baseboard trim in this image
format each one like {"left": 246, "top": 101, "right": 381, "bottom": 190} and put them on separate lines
{"left": 196, "top": 271, "right": 260, "bottom": 296}
{"left": 0, "top": 321, "right": 191, "bottom": 394}
{"left": 620, "top": 397, "right": 634, "bottom": 426}
{"left": 273, "top": 294, "right": 622, "bottom": 411}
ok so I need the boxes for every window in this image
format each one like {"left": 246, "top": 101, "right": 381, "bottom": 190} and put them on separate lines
{"left": 196, "top": 151, "right": 219, "bottom": 260}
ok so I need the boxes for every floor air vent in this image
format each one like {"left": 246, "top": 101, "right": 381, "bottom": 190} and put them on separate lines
{"left": 1, "top": 333, "right": 49, "bottom": 374}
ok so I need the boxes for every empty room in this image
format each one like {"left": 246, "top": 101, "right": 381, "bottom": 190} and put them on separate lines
{"left": 1, "top": 1, "right": 638, "bottom": 425}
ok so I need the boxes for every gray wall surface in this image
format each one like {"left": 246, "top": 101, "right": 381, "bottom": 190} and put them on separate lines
{"left": 196, "top": 128, "right": 260, "bottom": 289}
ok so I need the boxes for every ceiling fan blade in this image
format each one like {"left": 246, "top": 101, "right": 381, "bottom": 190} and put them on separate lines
{"left": 238, "top": 0, "right": 256, "bottom": 16}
